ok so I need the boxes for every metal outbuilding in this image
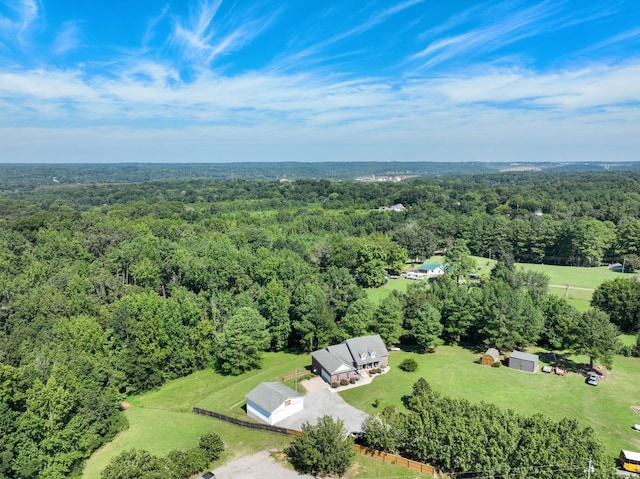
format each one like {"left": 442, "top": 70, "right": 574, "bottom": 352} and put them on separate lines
{"left": 508, "top": 351, "right": 539, "bottom": 373}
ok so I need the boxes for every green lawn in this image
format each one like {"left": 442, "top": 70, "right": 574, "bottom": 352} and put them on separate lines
{"left": 83, "top": 352, "right": 427, "bottom": 478}
{"left": 514, "top": 262, "right": 626, "bottom": 289}
{"left": 365, "top": 278, "right": 411, "bottom": 304}
{"left": 368, "top": 257, "right": 624, "bottom": 311}
{"left": 341, "top": 347, "right": 640, "bottom": 459}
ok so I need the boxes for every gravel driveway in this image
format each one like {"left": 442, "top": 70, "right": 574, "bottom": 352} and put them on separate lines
{"left": 211, "top": 451, "right": 315, "bottom": 479}
{"left": 274, "top": 388, "right": 368, "bottom": 433}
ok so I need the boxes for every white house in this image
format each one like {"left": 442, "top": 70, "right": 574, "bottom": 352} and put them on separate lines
{"left": 245, "top": 382, "right": 304, "bottom": 425}
{"left": 417, "top": 262, "right": 445, "bottom": 278}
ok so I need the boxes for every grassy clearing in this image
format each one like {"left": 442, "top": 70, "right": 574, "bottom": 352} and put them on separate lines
{"left": 83, "top": 352, "right": 308, "bottom": 478}
{"left": 341, "top": 347, "right": 640, "bottom": 459}
{"left": 83, "top": 352, "right": 422, "bottom": 478}
{"left": 514, "top": 263, "right": 625, "bottom": 289}
{"left": 547, "top": 286, "right": 592, "bottom": 311}
{"left": 365, "top": 278, "right": 411, "bottom": 304}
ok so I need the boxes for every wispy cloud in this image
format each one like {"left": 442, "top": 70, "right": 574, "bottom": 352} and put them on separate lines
{"left": 410, "top": 1, "right": 617, "bottom": 71}
{"left": 51, "top": 21, "right": 81, "bottom": 55}
{"left": 411, "top": 1, "right": 559, "bottom": 68}
{"left": 0, "top": 0, "right": 39, "bottom": 45}
{"left": 169, "top": 0, "right": 278, "bottom": 67}
{"left": 142, "top": 4, "right": 169, "bottom": 49}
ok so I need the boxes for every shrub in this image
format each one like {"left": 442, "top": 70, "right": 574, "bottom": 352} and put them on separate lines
{"left": 331, "top": 382, "right": 340, "bottom": 388}
{"left": 349, "top": 377, "right": 356, "bottom": 384}
{"left": 372, "top": 398, "right": 380, "bottom": 408}
{"left": 285, "top": 416, "right": 355, "bottom": 477}
{"left": 340, "top": 378, "right": 349, "bottom": 386}
{"left": 167, "top": 448, "right": 209, "bottom": 478}
{"left": 399, "top": 358, "right": 418, "bottom": 372}
{"left": 199, "top": 431, "right": 225, "bottom": 461}
{"left": 492, "top": 361, "right": 501, "bottom": 368}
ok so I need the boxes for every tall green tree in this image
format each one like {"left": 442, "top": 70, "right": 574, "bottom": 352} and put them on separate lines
{"left": 591, "top": 277, "right": 640, "bottom": 333}
{"left": 290, "top": 282, "right": 335, "bottom": 352}
{"left": 445, "top": 238, "right": 475, "bottom": 281}
{"left": 258, "top": 280, "right": 291, "bottom": 351}
{"left": 285, "top": 416, "right": 355, "bottom": 477}
{"left": 412, "top": 302, "right": 443, "bottom": 352}
{"left": 372, "top": 293, "right": 404, "bottom": 346}
{"left": 216, "top": 307, "right": 270, "bottom": 375}
{"left": 479, "top": 280, "right": 543, "bottom": 350}
{"left": 338, "top": 298, "right": 375, "bottom": 340}
{"left": 570, "top": 309, "right": 620, "bottom": 370}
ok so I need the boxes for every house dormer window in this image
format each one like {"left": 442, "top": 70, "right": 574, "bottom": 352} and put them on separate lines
{"left": 360, "top": 353, "right": 366, "bottom": 360}
{"left": 370, "top": 351, "right": 376, "bottom": 358}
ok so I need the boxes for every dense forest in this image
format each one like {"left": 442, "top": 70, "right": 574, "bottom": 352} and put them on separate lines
{"left": 1, "top": 168, "right": 639, "bottom": 478}
{"left": 1, "top": 161, "right": 637, "bottom": 191}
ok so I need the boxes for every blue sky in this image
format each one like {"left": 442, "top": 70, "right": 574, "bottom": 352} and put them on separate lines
{"left": 1, "top": 0, "right": 639, "bottom": 163}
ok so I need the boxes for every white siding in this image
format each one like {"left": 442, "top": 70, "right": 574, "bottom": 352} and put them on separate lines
{"left": 246, "top": 397, "right": 304, "bottom": 425}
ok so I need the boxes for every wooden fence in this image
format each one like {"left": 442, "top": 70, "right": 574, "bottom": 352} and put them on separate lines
{"left": 282, "top": 370, "right": 310, "bottom": 381}
{"left": 352, "top": 444, "right": 437, "bottom": 476}
{"left": 192, "top": 407, "right": 436, "bottom": 476}
{"left": 192, "top": 407, "right": 301, "bottom": 436}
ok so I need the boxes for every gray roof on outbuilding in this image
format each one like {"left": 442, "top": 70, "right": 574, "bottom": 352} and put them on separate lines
{"left": 484, "top": 348, "right": 500, "bottom": 360}
{"left": 509, "top": 351, "right": 539, "bottom": 362}
{"left": 245, "top": 382, "right": 303, "bottom": 414}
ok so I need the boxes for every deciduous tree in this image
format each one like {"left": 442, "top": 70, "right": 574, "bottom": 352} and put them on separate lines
{"left": 285, "top": 416, "right": 355, "bottom": 477}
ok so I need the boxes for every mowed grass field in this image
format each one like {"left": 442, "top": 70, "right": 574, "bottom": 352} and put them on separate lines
{"left": 341, "top": 347, "right": 640, "bottom": 459}
{"left": 83, "top": 352, "right": 427, "bottom": 479}
{"left": 373, "top": 256, "right": 628, "bottom": 310}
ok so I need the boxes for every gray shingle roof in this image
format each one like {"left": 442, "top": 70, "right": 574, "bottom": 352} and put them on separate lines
{"left": 245, "top": 382, "right": 303, "bottom": 414}
{"left": 311, "top": 345, "right": 354, "bottom": 374}
{"left": 344, "top": 335, "right": 388, "bottom": 368}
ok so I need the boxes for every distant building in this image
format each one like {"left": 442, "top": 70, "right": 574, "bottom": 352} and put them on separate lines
{"left": 378, "top": 203, "right": 406, "bottom": 212}
{"left": 417, "top": 262, "right": 445, "bottom": 278}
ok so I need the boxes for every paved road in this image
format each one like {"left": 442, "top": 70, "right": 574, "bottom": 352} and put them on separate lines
{"left": 275, "top": 388, "right": 369, "bottom": 433}
{"left": 211, "top": 451, "right": 315, "bottom": 479}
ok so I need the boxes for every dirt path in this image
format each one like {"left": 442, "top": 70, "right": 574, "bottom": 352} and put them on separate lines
{"left": 548, "top": 284, "right": 594, "bottom": 291}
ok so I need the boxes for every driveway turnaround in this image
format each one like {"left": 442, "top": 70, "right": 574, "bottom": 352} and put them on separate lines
{"left": 274, "top": 388, "right": 368, "bottom": 433}
{"left": 211, "top": 451, "right": 315, "bottom": 479}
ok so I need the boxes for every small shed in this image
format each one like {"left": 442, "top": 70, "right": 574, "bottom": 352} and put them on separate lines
{"left": 508, "top": 351, "right": 539, "bottom": 373}
{"left": 481, "top": 348, "right": 500, "bottom": 366}
{"left": 245, "top": 382, "right": 304, "bottom": 425}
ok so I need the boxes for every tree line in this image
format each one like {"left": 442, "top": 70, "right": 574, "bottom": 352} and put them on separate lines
{"left": 361, "top": 378, "right": 614, "bottom": 479}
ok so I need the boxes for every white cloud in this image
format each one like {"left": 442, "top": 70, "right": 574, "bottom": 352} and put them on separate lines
{"left": 51, "top": 21, "right": 81, "bottom": 55}
{"left": 0, "top": 0, "right": 39, "bottom": 45}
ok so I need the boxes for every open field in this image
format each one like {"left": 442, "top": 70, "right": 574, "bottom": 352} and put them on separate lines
{"left": 365, "top": 277, "right": 411, "bottom": 304}
{"left": 341, "top": 347, "right": 640, "bottom": 459}
{"left": 375, "top": 256, "right": 626, "bottom": 311}
{"left": 83, "top": 352, "right": 428, "bottom": 478}
{"left": 513, "top": 262, "right": 626, "bottom": 289}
